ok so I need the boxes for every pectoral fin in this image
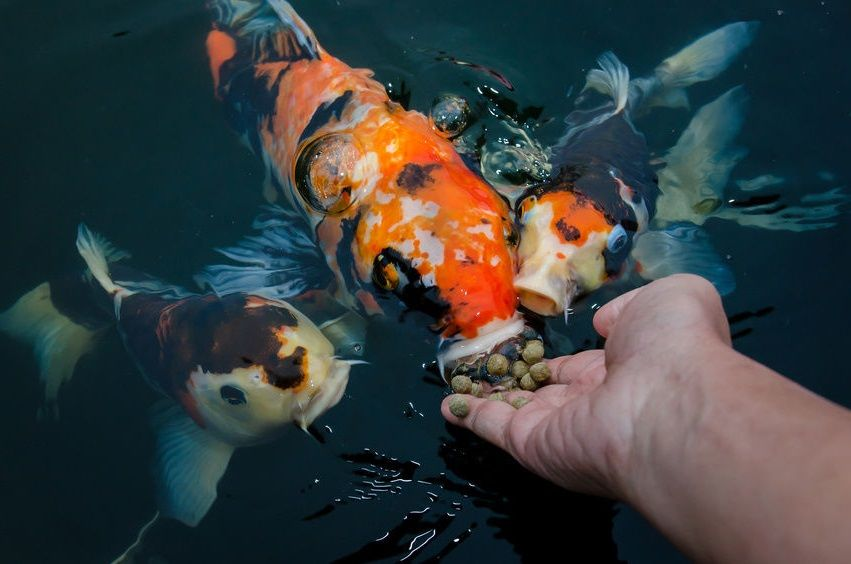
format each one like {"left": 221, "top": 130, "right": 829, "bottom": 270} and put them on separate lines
{"left": 194, "top": 205, "right": 330, "bottom": 299}
{"left": 151, "top": 402, "right": 235, "bottom": 527}
{"left": 318, "top": 310, "right": 368, "bottom": 358}
{"left": 632, "top": 224, "right": 735, "bottom": 296}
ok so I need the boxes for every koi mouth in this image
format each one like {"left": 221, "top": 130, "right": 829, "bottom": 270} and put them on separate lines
{"left": 514, "top": 272, "right": 580, "bottom": 319}
{"left": 295, "top": 359, "right": 352, "bottom": 430}
{"left": 437, "top": 316, "right": 537, "bottom": 382}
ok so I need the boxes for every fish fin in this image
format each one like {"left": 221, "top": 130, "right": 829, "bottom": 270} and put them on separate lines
{"left": 582, "top": 51, "right": 630, "bottom": 114}
{"left": 657, "top": 21, "right": 759, "bottom": 89}
{"left": 714, "top": 189, "right": 848, "bottom": 232}
{"left": 151, "top": 402, "right": 235, "bottom": 527}
{"left": 655, "top": 87, "right": 748, "bottom": 225}
{"left": 112, "top": 278, "right": 194, "bottom": 300}
{"left": 77, "top": 224, "right": 192, "bottom": 301}
{"left": 209, "top": 0, "right": 319, "bottom": 63}
{"left": 76, "top": 224, "right": 128, "bottom": 297}
{"left": 195, "top": 205, "right": 330, "bottom": 298}
{"left": 632, "top": 223, "right": 735, "bottom": 296}
{"left": 0, "top": 282, "right": 101, "bottom": 418}
{"left": 317, "top": 310, "right": 368, "bottom": 358}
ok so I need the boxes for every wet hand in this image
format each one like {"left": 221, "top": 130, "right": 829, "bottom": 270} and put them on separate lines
{"left": 441, "top": 274, "right": 732, "bottom": 498}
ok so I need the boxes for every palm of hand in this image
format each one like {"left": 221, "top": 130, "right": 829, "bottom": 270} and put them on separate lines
{"left": 446, "top": 349, "right": 636, "bottom": 497}
{"left": 442, "top": 275, "right": 731, "bottom": 498}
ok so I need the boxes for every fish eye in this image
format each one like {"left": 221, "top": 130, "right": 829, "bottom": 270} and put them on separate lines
{"left": 607, "top": 224, "right": 628, "bottom": 253}
{"left": 429, "top": 94, "right": 470, "bottom": 138}
{"left": 372, "top": 253, "right": 400, "bottom": 291}
{"left": 220, "top": 385, "right": 247, "bottom": 406}
{"left": 294, "top": 133, "right": 363, "bottom": 214}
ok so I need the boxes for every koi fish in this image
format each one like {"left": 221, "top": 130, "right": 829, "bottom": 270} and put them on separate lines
{"left": 0, "top": 225, "right": 355, "bottom": 526}
{"left": 511, "top": 21, "right": 846, "bottom": 317}
{"left": 206, "top": 0, "right": 526, "bottom": 370}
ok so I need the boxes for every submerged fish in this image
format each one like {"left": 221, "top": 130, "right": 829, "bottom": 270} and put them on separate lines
{"left": 205, "top": 0, "right": 527, "bottom": 369}
{"left": 510, "top": 22, "right": 846, "bottom": 317}
{"left": 0, "top": 225, "right": 355, "bottom": 526}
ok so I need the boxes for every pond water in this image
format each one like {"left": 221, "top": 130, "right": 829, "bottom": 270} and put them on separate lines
{"left": 1, "top": 0, "right": 849, "bottom": 562}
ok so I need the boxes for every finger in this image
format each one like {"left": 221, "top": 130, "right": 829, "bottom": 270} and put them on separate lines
{"left": 592, "top": 285, "right": 645, "bottom": 338}
{"left": 441, "top": 394, "right": 514, "bottom": 449}
{"left": 441, "top": 394, "right": 552, "bottom": 453}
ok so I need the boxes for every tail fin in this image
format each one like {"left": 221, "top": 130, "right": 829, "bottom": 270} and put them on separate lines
{"left": 0, "top": 283, "right": 100, "bottom": 418}
{"left": 647, "top": 21, "right": 759, "bottom": 110}
{"left": 654, "top": 87, "right": 748, "bottom": 225}
{"left": 209, "top": 0, "right": 319, "bottom": 64}
{"left": 75, "top": 224, "right": 130, "bottom": 298}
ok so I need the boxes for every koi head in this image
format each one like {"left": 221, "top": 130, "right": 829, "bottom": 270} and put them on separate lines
{"left": 514, "top": 190, "right": 636, "bottom": 316}
{"left": 290, "top": 94, "right": 520, "bottom": 346}
{"left": 172, "top": 295, "right": 352, "bottom": 445}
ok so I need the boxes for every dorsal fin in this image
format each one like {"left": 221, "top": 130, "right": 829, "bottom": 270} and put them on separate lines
{"left": 582, "top": 51, "right": 630, "bottom": 114}
{"left": 210, "top": 0, "right": 320, "bottom": 63}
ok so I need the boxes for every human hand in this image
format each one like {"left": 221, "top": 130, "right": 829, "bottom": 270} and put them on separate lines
{"left": 440, "top": 274, "right": 732, "bottom": 498}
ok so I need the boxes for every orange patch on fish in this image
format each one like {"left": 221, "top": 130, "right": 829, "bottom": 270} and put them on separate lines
{"left": 206, "top": 30, "right": 236, "bottom": 93}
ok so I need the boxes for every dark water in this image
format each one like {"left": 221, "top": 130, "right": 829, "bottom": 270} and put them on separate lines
{"left": 1, "top": 0, "right": 849, "bottom": 562}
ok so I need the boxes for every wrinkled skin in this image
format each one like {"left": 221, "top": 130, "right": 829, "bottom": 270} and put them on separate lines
{"left": 441, "top": 274, "right": 730, "bottom": 497}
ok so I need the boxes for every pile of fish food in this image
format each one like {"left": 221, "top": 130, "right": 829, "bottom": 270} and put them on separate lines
{"left": 449, "top": 333, "right": 551, "bottom": 396}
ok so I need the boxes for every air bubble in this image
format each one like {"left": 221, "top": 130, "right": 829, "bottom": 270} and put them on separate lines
{"left": 429, "top": 95, "right": 471, "bottom": 138}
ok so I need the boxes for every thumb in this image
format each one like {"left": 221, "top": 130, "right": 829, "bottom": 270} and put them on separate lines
{"left": 592, "top": 285, "right": 644, "bottom": 338}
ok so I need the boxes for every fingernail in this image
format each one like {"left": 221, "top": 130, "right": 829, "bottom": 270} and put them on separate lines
{"left": 448, "top": 395, "right": 470, "bottom": 418}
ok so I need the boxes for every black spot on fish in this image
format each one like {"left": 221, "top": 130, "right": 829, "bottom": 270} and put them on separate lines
{"left": 300, "top": 90, "right": 354, "bottom": 143}
{"left": 117, "top": 293, "right": 304, "bottom": 395}
{"left": 372, "top": 247, "right": 450, "bottom": 326}
{"left": 111, "top": 30, "right": 130, "bottom": 38}
{"left": 620, "top": 218, "right": 639, "bottom": 233}
{"left": 219, "top": 59, "right": 291, "bottom": 149}
{"left": 47, "top": 272, "right": 115, "bottom": 330}
{"left": 220, "top": 385, "right": 247, "bottom": 405}
{"left": 266, "top": 346, "right": 307, "bottom": 390}
{"left": 555, "top": 219, "right": 581, "bottom": 242}
{"left": 264, "top": 68, "right": 289, "bottom": 134}
{"left": 396, "top": 164, "right": 439, "bottom": 192}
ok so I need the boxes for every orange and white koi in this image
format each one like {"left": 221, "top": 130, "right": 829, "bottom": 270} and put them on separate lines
{"left": 512, "top": 20, "right": 846, "bottom": 319}
{"left": 512, "top": 21, "right": 791, "bottom": 318}
{"left": 206, "top": 1, "right": 525, "bottom": 367}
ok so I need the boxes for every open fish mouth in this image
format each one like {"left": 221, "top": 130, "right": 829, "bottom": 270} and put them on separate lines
{"left": 295, "top": 359, "right": 352, "bottom": 430}
{"left": 437, "top": 316, "right": 544, "bottom": 384}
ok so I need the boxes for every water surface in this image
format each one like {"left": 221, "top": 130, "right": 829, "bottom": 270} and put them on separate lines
{"left": 1, "top": 0, "right": 849, "bottom": 561}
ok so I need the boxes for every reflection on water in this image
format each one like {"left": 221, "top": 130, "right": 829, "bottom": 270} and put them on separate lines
{"left": 1, "top": 0, "right": 850, "bottom": 562}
